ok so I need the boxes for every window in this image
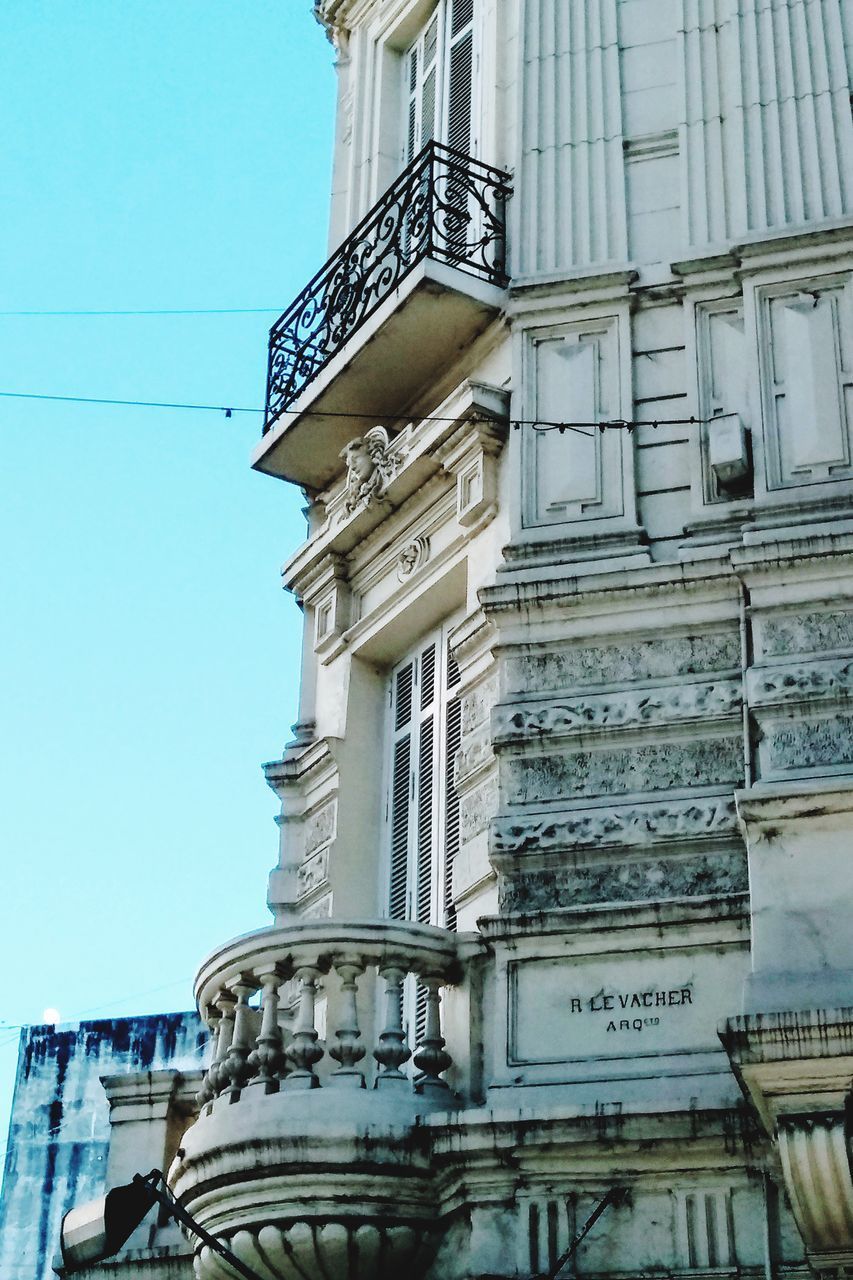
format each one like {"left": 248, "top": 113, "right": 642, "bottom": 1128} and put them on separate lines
{"left": 403, "top": 0, "right": 477, "bottom": 165}
{"left": 385, "top": 623, "right": 462, "bottom": 932}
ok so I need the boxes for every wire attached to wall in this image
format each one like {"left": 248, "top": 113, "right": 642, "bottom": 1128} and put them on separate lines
{"left": 0, "top": 388, "right": 738, "bottom": 437}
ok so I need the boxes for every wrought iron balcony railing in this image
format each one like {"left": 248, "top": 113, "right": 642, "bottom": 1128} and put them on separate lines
{"left": 263, "top": 141, "right": 511, "bottom": 433}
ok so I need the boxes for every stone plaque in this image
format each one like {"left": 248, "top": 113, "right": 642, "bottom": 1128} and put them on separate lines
{"left": 508, "top": 947, "right": 744, "bottom": 1065}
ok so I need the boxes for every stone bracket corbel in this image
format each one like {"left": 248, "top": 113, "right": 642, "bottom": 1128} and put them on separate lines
{"left": 722, "top": 1008, "right": 853, "bottom": 1276}
{"left": 777, "top": 1112, "right": 853, "bottom": 1270}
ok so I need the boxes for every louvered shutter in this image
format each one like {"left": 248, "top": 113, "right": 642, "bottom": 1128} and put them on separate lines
{"left": 446, "top": 0, "right": 474, "bottom": 157}
{"left": 385, "top": 625, "right": 463, "bottom": 930}
{"left": 404, "top": 10, "right": 442, "bottom": 166}
{"left": 443, "top": 643, "right": 462, "bottom": 931}
{"left": 403, "top": 2, "right": 476, "bottom": 166}
{"left": 388, "top": 662, "right": 414, "bottom": 921}
{"left": 416, "top": 642, "right": 437, "bottom": 925}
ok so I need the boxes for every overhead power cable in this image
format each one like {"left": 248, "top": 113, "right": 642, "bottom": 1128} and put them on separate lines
{"left": 0, "top": 390, "right": 262, "bottom": 417}
{"left": 0, "top": 307, "right": 282, "bottom": 317}
{"left": 0, "top": 388, "right": 736, "bottom": 436}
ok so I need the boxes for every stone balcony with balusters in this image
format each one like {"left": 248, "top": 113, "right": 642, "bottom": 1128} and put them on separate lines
{"left": 168, "top": 918, "right": 487, "bottom": 1280}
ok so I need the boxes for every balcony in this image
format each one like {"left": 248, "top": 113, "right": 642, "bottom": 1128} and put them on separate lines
{"left": 253, "top": 142, "right": 511, "bottom": 490}
{"left": 169, "top": 918, "right": 486, "bottom": 1280}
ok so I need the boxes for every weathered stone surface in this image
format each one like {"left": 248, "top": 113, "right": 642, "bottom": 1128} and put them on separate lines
{"left": 504, "top": 738, "right": 744, "bottom": 804}
{"left": 758, "top": 611, "right": 853, "bottom": 659}
{"left": 455, "top": 727, "right": 493, "bottom": 786}
{"left": 491, "top": 796, "right": 738, "bottom": 855}
{"left": 461, "top": 674, "right": 499, "bottom": 735}
{"left": 764, "top": 715, "right": 853, "bottom": 772}
{"left": 305, "top": 802, "right": 335, "bottom": 854}
{"left": 494, "top": 680, "right": 741, "bottom": 743}
{"left": 0, "top": 1015, "right": 206, "bottom": 1280}
{"left": 298, "top": 846, "right": 329, "bottom": 898}
{"left": 505, "top": 632, "right": 740, "bottom": 696}
{"left": 499, "top": 848, "right": 748, "bottom": 913}
{"left": 460, "top": 777, "right": 499, "bottom": 841}
{"left": 749, "top": 658, "right": 853, "bottom": 707}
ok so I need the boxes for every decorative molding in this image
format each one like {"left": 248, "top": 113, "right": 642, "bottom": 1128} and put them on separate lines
{"left": 749, "top": 658, "right": 853, "bottom": 707}
{"left": 460, "top": 778, "right": 499, "bottom": 843}
{"left": 504, "top": 737, "right": 743, "bottom": 805}
{"left": 678, "top": 0, "right": 853, "bottom": 245}
{"left": 500, "top": 848, "right": 748, "bottom": 914}
{"left": 758, "top": 611, "right": 853, "bottom": 660}
{"left": 305, "top": 803, "right": 336, "bottom": 855}
{"left": 340, "top": 425, "right": 404, "bottom": 516}
{"left": 723, "top": 1008, "right": 853, "bottom": 1273}
{"left": 777, "top": 1115, "right": 853, "bottom": 1270}
{"left": 300, "top": 893, "right": 333, "bottom": 920}
{"left": 517, "top": 0, "right": 627, "bottom": 274}
{"left": 763, "top": 715, "right": 853, "bottom": 773}
{"left": 504, "top": 632, "right": 741, "bottom": 695}
{"left": 673, "top": 1188, "right": 735, "bottom": 1271}
{"left": 491, "top": 796, "right": 739, "bottom": 857}
{"left": 397, "top": 535, "right": 430, "bottom": 581}
{"left": 298, "top": 847, "right": 329, "bottom": 900}
{"left": 454, "top": 728, "right": 493, "bottom": 789}
{"left": 440, "top": 414, "right": 507, "bottom": 530}
{"left": 461, "top": 674, "right": 499, "bottom": 735}
{"left": 494, "top": 681, "right": 741, "bottom": 743}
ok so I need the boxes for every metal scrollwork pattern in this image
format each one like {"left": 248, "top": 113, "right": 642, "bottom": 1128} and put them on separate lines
{"left": 264, "top": 141, "right": 511, "bottom": 432}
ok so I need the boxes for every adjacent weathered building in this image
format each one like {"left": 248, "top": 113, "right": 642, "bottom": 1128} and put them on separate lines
{"left": 6, "top": 1, "right": 853, "bottom": 1277}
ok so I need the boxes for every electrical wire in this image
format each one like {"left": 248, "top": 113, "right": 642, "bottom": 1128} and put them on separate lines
{"left": 0, "top": 388, "right": 736, "bottom": 436}
{"left": 0, "top": 307, "right": 282, "bottom": 317}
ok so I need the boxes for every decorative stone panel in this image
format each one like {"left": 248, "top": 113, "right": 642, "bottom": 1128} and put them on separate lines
{"left": 460, "top": 778, "right": 499, "bottom": 843}
{"left": 491, "top": 796, "right": 738, "bottom": 857}
{"left": 503, "top": 736, "right": 743, "bottom": 806}
{"left": 505, "top": 631, "right": 740, "bottom": 695}
{"left": 499, "top": 847, "right": 748, "bottom": 914}
{"left": 760, "top": 713, "right": 853, "bottom": 779}
{"left": 756, "top": 609, "right": 853, "bottom": 661}
{"left": 673, "top": 1188, "right": 736, "bottom": 1270}
{"left": 493, "top": 680, "right": 741, "bottom": 744}
{"left": 748, "top": 657, "right": 853, "bottom": 707}
{"left": 759, "top": 276, "right": 853, "bottom": 493}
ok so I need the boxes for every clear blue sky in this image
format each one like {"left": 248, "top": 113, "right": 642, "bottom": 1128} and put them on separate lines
{"left": 0, "top": 3, "right": 335, "bottom": 1161}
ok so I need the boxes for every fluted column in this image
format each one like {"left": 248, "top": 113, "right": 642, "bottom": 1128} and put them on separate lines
{"left": 679, "top": 0, "right": 853, "bottom": 246}
{"left": 517, "top": 0, "right": 627, "bottom": 275}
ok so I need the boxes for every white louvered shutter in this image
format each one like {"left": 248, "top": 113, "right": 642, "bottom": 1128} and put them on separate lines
{"left": 385, "top": 624, "right": 461, "bottom": 932}
{"left": 446, "top": 0, "right": 475, "bottom": 158}
{"left": 442, "top": 643, "right": 462, "bottom": 931}
{"left": 388, "top": 661, "right": 414, "bottom": 921}
{"left": 403, "top": 1, "right": 477, "bottom": 166}
{"left": 404, "top": 10, "right": 442, "bottom": 166}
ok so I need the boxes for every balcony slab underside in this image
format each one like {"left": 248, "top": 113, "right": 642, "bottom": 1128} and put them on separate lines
{"left": 251, "top": 258, "right": 506, "bottom": 491}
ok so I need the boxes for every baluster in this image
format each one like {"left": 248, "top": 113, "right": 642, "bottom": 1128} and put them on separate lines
{"left": 412, "top": 973, "right": 452, "bottom": 1094}
{"left": 200, "top": 991, "right": 236, "bottom": 1103}
{"left": 328, "top": 955, "right": 366, "bottom": 1087}
{"left": 220, "top": 980, "right": 257, "bottom": 1096}
{"left": 283, "top": 964, "right": 324, "bottom": 1089}
{"left": 196, "top": 1008, "right": 221, "bottom": 1107}
{"left": 373, "top": 961, "right": 411, "bottom": 1088}
{"left": 247, "top": 969, "right": 287, "bottom": 1091}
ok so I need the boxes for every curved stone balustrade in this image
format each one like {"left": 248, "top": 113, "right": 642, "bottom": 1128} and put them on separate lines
{"left": 170, "top": 919, "right": 484, "bottom": 1280}
{"left": 193, "top": 917, "right": 472, "bottom": 1101}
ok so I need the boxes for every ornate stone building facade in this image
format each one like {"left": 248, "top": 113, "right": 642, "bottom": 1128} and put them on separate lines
{"left": 21, "top": 0, "right": 853, "bottom": 1277}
